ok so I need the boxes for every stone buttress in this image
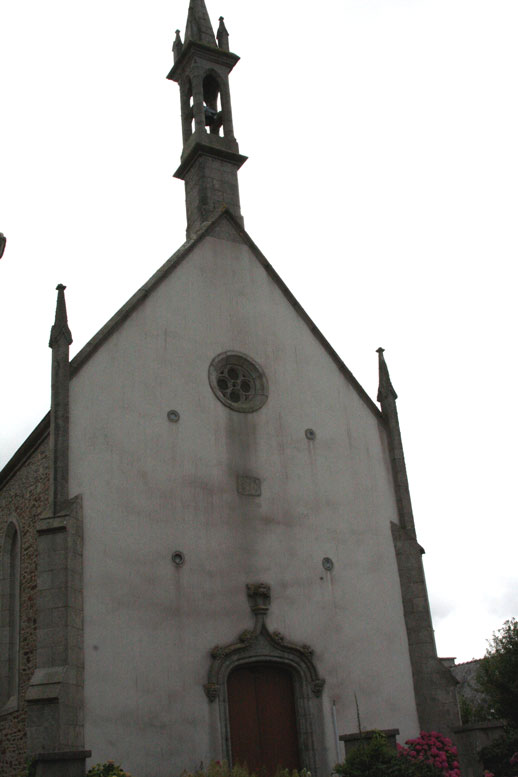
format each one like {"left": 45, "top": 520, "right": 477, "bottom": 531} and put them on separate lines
{"left": 25, "top": 286, "right": 89, "bottom": 777}
{"left": 377, "top": 348, "right": 459, "bottom": 736}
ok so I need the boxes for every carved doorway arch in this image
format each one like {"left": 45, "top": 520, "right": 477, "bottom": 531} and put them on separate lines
{"left": 204, "top": 584, "right": 326, "bottom": 776}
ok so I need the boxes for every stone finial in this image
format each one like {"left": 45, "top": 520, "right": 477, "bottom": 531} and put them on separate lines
{"left": 0, "top": 233, "right": 6, "bottom": 259}
{"left": 173, "top": 29, "right": 183, "bottom": 61}
{"left": 217, "top": 17, "right": 229, "bottom": 51}
{"left": 246, "top": 583, "right": 271, "bottom": 615}
{"left": 49, "top": 284, "right": 73, "bottom": 348}
{"left": 376, "top": 347, "right": 397, "bottom": 404}
{"left": 185, "top": 0, "right": 217, "bottom": 46}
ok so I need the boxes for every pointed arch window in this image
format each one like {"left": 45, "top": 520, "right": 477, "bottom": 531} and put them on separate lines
{"left": 0, "top": 520, "right": 21, "bottom": 714}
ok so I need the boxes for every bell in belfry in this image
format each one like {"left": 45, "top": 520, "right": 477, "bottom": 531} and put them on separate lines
{"left": 204, "top": 104, "right": 223, "bottom": 132}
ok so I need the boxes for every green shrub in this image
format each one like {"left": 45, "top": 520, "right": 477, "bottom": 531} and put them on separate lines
{"left": 458, "top": 693, "right": 496, "bottom": 725}
{"left": 399, "top": 732, "right": 460, "bottom": 777}
{"left": 334, "top": 732, "right": 443, "bottom": 777}
{"left": 181, "top": 762, "right": 310, "bottom": 777}
{"left": 478, "top": 728, "right": 518, "bottom": 777}
{"left": 477, "top": 618, "right": 518, "bottom": 728}
{"left": 84, "top": 759, "right": 311, "bottom": 777}
{"left": 181, "top": 762, "right": 255, "bottom": 777}
{"left": 87, "top": 762, "right": 132, "bottom": 777}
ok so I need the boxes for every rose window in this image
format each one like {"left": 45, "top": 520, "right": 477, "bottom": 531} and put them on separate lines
{"left": 209, "top": 352, "right": 268, "bottom": 413}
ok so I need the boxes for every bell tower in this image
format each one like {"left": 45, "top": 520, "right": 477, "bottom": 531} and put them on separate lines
{"left": 168, "top": 0, "right": 247, "bottom": 239}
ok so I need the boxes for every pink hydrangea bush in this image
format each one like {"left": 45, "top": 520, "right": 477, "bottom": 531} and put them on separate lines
{"left": 397, "top": 731, "right": 461, "bottom": 777}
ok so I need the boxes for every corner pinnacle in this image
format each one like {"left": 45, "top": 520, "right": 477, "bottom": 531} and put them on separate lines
{"left": 173, "top": 29, "right": 183, "bottom": 61}
{"left": 49, "top": 284, "right": 73, "bottom": 348}
{"left": 377, "top": 347, "right": 397, "bottom": 404}
{"left": 217, "top": 17, "right": 229, "bottom": 51}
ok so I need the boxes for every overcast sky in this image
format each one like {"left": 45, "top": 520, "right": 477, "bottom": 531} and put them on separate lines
{"left": 1, "top": 0, "right": 517, "bottom": 663}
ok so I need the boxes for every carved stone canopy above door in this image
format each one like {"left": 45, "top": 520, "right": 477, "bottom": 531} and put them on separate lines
{"left": 204, "top": 584, "right": 327, "bottom": 776}
{"left": 204, "top": 583, "right": 325, "bottom": 702}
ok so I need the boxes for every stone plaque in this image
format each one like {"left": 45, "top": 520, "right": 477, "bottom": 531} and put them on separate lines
{"left": 237, "top": 475, "right": 261, "bottom": 496}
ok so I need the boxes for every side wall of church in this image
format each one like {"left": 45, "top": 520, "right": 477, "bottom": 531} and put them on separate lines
{"left": 0, "top": 439, "right": 49, "bottom": 777}
{"left": 68, "top": 232, "right": 420, "bottom": 777}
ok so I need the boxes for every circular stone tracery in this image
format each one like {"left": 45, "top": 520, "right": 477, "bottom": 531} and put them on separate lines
{"left": 209, "top": 352, "right": 268, "bottom": 413}
{"left": 216, "top": 363, "right": 254, "bottom": 405}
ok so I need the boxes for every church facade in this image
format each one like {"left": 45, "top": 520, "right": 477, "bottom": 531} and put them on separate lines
{"left": 0, "top": 2, "right": 459, "bottom": 776}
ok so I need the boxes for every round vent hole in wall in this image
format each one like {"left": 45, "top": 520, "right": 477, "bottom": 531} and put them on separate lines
{"left": 172, "top": 551, "right": 185, "bottom": 567}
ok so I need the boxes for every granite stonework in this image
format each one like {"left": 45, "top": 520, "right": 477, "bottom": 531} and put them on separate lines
{"left": 183, "top": 153, "right": 244, "bottom": 237}
{"left": 453, "top": 721, "right": 506, "bottom": 777}
{"left": 0, "top": 439, "right": 49, "bottom": 777}
{"left": 377, "top": 349, "right": 460, "bottom": 737}
{"left": 168, "top": 12, "right": 247, "bottom": 240}
{"left": 206, "top": 213, "right": 243, "bottom": 243}
{"left": 339, "top": 729, "right": 400, "bottom": 759}
{"left": 26, "top": 493, "right": 87, "bottom": 777}
{"left": 391, "top": 521, "right": 460, "bottom": 737}
{"left": 21, "top": 285, "right": 89, "bottom": 777}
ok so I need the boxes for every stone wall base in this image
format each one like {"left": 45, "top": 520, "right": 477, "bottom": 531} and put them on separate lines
{"left": 33, "top": 750, "right": 91, "bottom": 777}
{"left": 453, "top": 721, "right": 505, "bottom": 777}
{"left": 339, "top": 728, "right": 400, "bottom": 760}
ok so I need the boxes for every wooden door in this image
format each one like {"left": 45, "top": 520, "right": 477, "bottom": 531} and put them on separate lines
{"left": 227, "top": 663, "right": 300, "bottom": 776}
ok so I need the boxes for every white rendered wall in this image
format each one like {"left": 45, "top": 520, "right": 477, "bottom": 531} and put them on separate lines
{"left": 69, "top": 230, "right": 420, "bottom": 776}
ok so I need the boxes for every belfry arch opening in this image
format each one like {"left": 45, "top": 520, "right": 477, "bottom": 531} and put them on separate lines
{"left": 203, "top": 73, "right": 223, "bottom": 135}
{"left": 182, "top": 77, "right": 194, "bottom": 138}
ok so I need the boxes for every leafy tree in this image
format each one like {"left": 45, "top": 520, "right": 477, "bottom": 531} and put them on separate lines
{"left": 477, "top": 618, "right": 518, "bottom": 727}
{"left": 475, "top": 619, "right": 518, "bottom": 777}
{"left": 478, "top": 729, "right": 518, "bottom": 777}
{"left": 458, "top": 692, "right": 496, "bottom": 725}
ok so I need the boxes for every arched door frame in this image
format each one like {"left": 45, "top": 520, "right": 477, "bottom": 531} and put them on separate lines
{"left": 204, "top": 584, "right": 327, "bottom": 777}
